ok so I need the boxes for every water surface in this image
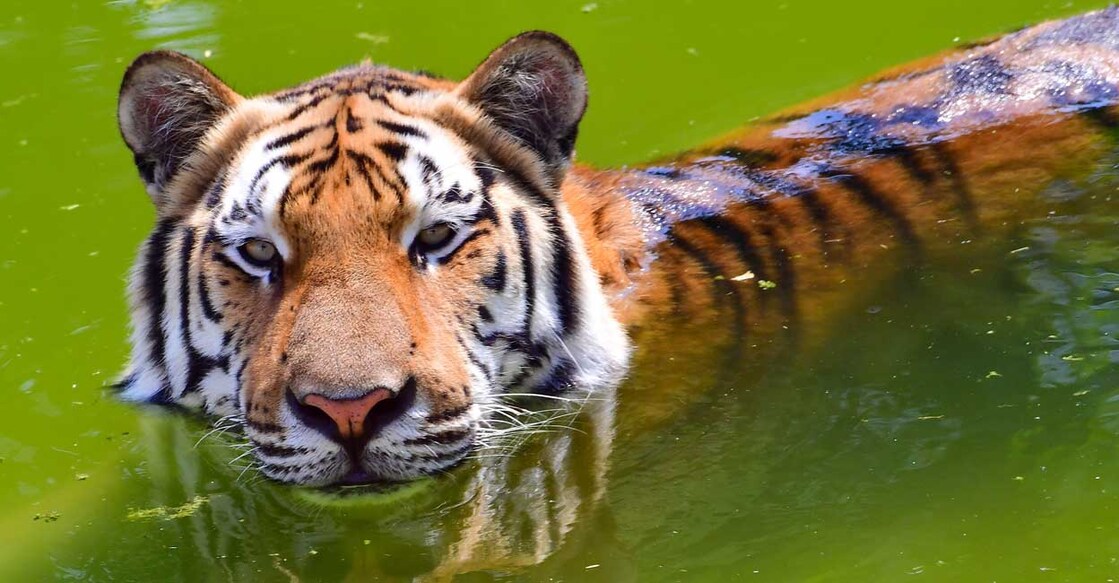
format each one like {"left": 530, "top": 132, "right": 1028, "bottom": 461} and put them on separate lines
{"left": 1, "top": 0, "right": 1117, "bottom": 580}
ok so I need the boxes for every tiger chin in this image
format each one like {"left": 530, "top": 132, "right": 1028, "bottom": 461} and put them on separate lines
{"left": 114, "top": 33, "right": 631, "bottom": 486}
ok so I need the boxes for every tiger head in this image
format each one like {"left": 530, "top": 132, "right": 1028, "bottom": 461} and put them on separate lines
{"left": 115, "top": 33, "right": 630, "bottom": 486}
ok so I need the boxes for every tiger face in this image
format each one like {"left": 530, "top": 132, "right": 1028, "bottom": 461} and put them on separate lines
{"left": 115, "top": 33, "right": 630, "bottom": 486}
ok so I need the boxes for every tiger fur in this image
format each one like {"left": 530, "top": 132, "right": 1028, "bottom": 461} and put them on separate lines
{"left": 116, "top": 7, "right": 1119, "bottom": 486}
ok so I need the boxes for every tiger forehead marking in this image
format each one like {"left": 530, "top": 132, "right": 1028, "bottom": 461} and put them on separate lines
{"left": 117, "top": 34, "right": 630, "bottom": 485}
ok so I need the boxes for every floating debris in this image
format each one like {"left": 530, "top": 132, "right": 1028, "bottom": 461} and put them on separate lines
{"left": 355, "top": 32, "right": 390, "bottom": 44}
{"left": 33, "top": 511, "right": 60, "bottom": 522}
{"left": 757, "top": 279, "right": 777, "bottom": 290}
{"left": 986, "top": 371, "right": 1002, "bottom": 379}
{"left": 581, "top": 2, "right": 598, "bottom": 12}
{"left": 730, "top": 271, "right": 755, "bottom": 282}
{"left": 127, "top": 495, "right": 209, "bottom": 521}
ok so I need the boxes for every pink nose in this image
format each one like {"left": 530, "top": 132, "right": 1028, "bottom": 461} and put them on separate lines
{"left": 301, "top": 389, "right": 394, "bottom": 441}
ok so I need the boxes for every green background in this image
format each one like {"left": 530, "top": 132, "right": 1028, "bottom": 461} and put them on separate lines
{"left": 2, "top": 0, "right": 1117, "bottom": 580}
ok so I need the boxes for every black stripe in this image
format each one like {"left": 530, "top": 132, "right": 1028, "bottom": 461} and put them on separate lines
{"left": 248, "top": 153, "right": 310, "bottom": 199}
{"left": 820, "top": 167, "right": 922, "bottom": 254}
{"left": 349, "top": 149, "right": 405, "bottom": 203}
{"left": 177, "top": 227, "right": 199, "bottom": 392}
{"left": 883, "top": 145, "right": 937, "bottom": 188}
{"left": 482, "top": 250, "right": 507, "bottom": 291}
{"left": 345, "top": 108, "right": 363, "bottom": 133}
{"left": 694, "top": 215, "right": 771, "bottom": 284}
{"left": 418, "top": 155, "right": 440, "bottom": 187}
{"left": 793, "top": 188, "right": 841, "bottom": 257}
{"left": 670, "top": 233, "right": 747, "bottom": 326}
{"left": 760, "top": 222, "right": 798, "bottom": 321}
{"left": 203, "top": 171, "right": 228, "bottom": 209}
{"left": 211, "top": 250, "right": 250, "bottom": 278}
{"left": 246, "top": 418, "right": 283, "bottom": 434}
{"left": 376, "top": 119, "right": 425, "bottom": 137}
{"left": 141, "top": 219, "right": 175, "bottom": 401}
{"left": 463, "top": 339, "right": 494, "bottom": 382}
{"left": 927, "top": 143, "right": 979, "bottom": 230}
{"left": 345, "top": 149, "right": 380, "bottom": 200}
{"left": 550, "top": 219, "right": 580, "bottom": 333}
{"left": 112, "top": 372, "right": 137, "bottom": 392}
{"left": 307, "top": 146, "right": 340, "bottom": 175}
{"left": 1080, "top": 104, "right": 1119, "bottom": 129}
{"left": 256, "top": 443, "right": 310, "bottom": 458}
{"left": 489, "top": 166, "right": 579, "bottom": 333}
{"left": 404, "top": 429, "right": 470, "bottom": 446}
{"left": 438, "top": 228, "right": 489, "bottom": 267}
{"left": 265, "top": 126, "right": 316, "bottom": 150}
{"left": 377, "top": 142, "right": 408, "bottom": 162}
{"left": 426, "top": 404, "right": 471, "bottom": 425}
{"left": 196, "top": 254, "right": 223, "bottom": 324}
{"left": 178, "top": 228, "right": 225, "bottom": 394}
{"left": 285, "top": 93, "right": 330, "bottom": 121}
{"left": 512, "top": 210, "right": 536, "bottom": 334}
{"left": 384, "top": 440, "right": 473, "bottom": 463}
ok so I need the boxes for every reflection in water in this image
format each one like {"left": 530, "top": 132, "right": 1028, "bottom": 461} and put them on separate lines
{"left": 100, "top": 203, "right": 1119, "bottom": 580}
{"left": 127, "top": 386, "right": 618, "bottom": 581}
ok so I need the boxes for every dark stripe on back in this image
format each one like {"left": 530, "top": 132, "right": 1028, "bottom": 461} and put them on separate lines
{"left": 693, "top": 215, "right": 771, "bottom": 284}
{"left": 820, "top": 167, "right": 922, "bottom": 254}
{"left": 759, "top": 222, "right": 798, "bottom": 321}
{"left": 927, "top": 143, "right": 980, "bottom": 229}
{"left": 793, "top": 188, "right": 841, "bottom": 257}
{"left": 670, "top": 234, "right": 747, "bottom": 326}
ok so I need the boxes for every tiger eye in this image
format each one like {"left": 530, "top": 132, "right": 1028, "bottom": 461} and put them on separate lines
{"left": 418, "top": 223, "right": 454, "bottom": 249}
{"left": 240, "top": 239, "right": 278, "bottom": 266}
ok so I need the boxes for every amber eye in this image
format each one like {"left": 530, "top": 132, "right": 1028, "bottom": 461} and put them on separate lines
{"left": 417, "top": 223, "right": 455, "bottom": 250}
{"left": 238, "top": 238, "right": 279, "bottom": 268}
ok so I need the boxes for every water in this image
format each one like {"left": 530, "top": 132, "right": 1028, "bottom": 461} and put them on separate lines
{"left": 2, "top": 0, "right": 1118, "bottom": 580}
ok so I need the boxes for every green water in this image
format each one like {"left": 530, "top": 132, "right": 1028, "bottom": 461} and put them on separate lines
{"left": 2, "top": 0, "right": 1118, "bottom": 580}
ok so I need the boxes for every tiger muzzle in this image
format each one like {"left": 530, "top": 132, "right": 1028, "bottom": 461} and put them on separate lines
{"left": 287, "top": 379, "right": 417, "bottom": 450}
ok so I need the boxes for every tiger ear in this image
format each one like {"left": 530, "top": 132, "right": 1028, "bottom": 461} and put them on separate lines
{"left": 456, "top": 31, "right": 587, "bottom": 182}
{"left": 118, "top": 51, "right": 240, "bottom": 204}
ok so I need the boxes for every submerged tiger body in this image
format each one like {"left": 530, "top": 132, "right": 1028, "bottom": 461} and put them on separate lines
{"left": 117, "top": 9, "right": 1119, "bottom": 486}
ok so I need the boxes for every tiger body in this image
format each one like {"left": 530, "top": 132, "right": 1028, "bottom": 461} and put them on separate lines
{"left": 117, "top": 9, "right": 1119, "bottom": 486}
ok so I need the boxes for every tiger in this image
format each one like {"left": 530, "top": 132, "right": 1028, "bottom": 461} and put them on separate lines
{"left": 116, "top": 7, "right": 1119, "bottom": 490}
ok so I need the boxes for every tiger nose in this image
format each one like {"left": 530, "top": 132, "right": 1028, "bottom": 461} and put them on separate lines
{"left": 299, "top": 389, "right": 395, "bottom": 441}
